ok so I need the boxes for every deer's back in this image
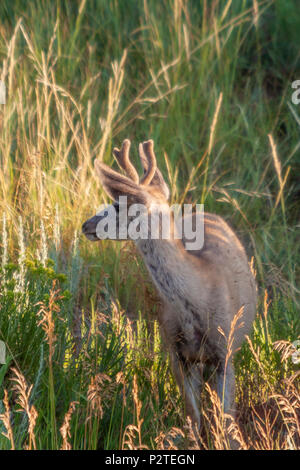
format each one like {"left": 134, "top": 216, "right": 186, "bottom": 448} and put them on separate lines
{"left": 181, "top": 212, "right": 257, "bottom": 349}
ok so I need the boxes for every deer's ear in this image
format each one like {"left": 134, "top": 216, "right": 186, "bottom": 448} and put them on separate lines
{"left": 94, "top": 160, "right": 147, "bottom": 204}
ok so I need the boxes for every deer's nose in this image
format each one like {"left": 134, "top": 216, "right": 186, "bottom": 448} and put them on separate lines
{"left": 82, "top": 220, "right": 89, "bottom": 233}
{"left": 82, "top": 218, "right": 97, "bottom": 235}
{"left": 82, "top": 216, "right": 103, "bottom": 241}
{"left": 82, "top": 214, "right": 104, "bottom": 236}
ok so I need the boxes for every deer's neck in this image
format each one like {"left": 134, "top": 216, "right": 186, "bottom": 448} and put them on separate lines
{"left": 136, "top": 236, "right": 193, "bottom": 303}
{"left": 135, "top": 206, "right": 209, "bottom": 312}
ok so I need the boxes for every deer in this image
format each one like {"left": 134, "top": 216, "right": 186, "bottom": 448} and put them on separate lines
{"left": 82, "top": 138, "right": 257, "bottom": 438}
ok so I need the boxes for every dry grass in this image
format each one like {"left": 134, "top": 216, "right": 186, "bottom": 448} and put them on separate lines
{"left": 0, "top": 341, "right": 299, "bottom": 450}
{"left": 1, "top": 291, "right": 298, "bottom": 450}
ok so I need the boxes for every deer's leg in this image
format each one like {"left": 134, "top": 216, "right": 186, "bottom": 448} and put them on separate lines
{"left": 216, "top": 360, "right": 236, "bottom": 417}
{"left": 216, "top": 361, "right": 240, "bottom": 449}
{"left": 169, "top": 349, "right": 202, "bottom": 429}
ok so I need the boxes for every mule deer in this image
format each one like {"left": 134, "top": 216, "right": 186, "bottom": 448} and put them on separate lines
{"left": 82, "top": 139, "right": 257, "bottom": 433}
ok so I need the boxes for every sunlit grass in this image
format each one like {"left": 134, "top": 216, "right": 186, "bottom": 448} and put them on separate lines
{"left": 0, "top": 0, "right": 299, "bottom": 449}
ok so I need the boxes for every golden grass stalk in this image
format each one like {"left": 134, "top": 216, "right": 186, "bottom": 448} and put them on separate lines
{"left": 252, "top": 0, "right": 259, "bottom": 28}
{"left": 0, "top": 389, "right": 15, "bottom": 450}
{"left": 87, "top": 374, "right": 112, "bottom": 419}
{"left": 116, "top": 371, "right": 127, "bottom": 449}
{"left": 273, "top": 339, "right": 300, "bottom": 364}
{"left": 60, "top": 402, "right": 77, "bottom": 450}
{"left": 202, "top": 384, "right": 232, "bottom": 450}
{"left": 208, "top": 92, "right": 223, "bottom": 156}
{"left": 10, "top": 367, "right": 38, "bottom": 450}
{"left": 268, "top": 133, "right": 290, "bottom": 214}
{"left": 36, "top": 280, "right": 63, "bottom": 362}
{"left": 132, "top": 374, "right": 144, "bottom": 448}
{"left": 251, "top": 405, "right": 279, "bottom": 450}
{"left": 202, "top": 92, "right": 223, "bottom": 203}
{"left": 85, "top": 373, "right": 113, "bottom": 448}
{"left": 155, "top": 425, "right": 185, "bottom": 450}
{"left": 122, "top": 375, "right": 148, "bottom": 450}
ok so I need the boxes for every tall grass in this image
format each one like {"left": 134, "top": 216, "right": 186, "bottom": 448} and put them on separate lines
{"left": 0, "top": 0, "right": 299, "bottom": 449}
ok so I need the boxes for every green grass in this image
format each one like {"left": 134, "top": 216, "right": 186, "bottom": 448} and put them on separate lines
{"left": 0, "top": 0, "right": 299, "bottom": 450}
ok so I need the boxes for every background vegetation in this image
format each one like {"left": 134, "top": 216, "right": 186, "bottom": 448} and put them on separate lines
{"left": 0, "top": 0, "right": 299, "bottom": 450}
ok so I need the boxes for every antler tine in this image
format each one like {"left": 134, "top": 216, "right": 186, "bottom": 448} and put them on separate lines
{"left": 139, "top": 140, "right": 157, "bottom": 186}
{"left": 138, "top": 142, "right": 148, "bottom": 170}
{"left": 113, "top": 139, "right": 139, "bottom": 184}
